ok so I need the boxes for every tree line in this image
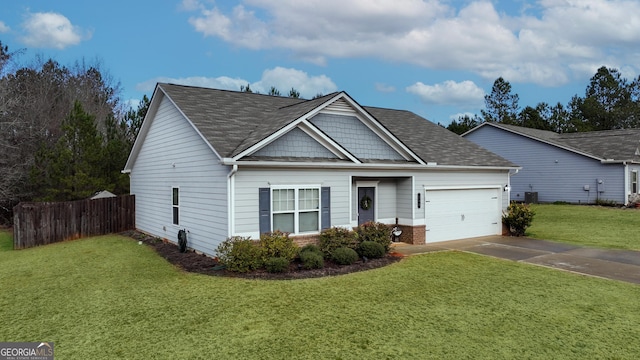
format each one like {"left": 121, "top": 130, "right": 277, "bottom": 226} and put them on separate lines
{"left": 0, "top": 40, "right": 322, "bottom": 224}
{"left": 0, "top": 41, "right": 149, "bottom": 223}
{"left": 446, "top": 67, "right": 640, "bottom": 134}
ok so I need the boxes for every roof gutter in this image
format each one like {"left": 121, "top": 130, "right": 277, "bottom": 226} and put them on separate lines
{"left": 220, "top": 158, "right": 519, "bottom": 171}
{"left": 601, "top": 159, "right": 640, "bottom": 165}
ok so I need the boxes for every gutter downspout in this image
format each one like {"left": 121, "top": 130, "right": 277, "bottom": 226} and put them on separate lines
{"left": 507, "top": 168, "right": 519, "bottom": 206}
{"left": 623, "top": 161, "right": 629, "bottom": 206}
{"left": 227, "top": 164, "right": 238, "bottom": 237}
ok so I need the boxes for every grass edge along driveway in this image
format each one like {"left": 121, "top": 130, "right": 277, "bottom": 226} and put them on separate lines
{"left": 527, "top": 204, "right": 640, "bottom": 250}
{"left": 1, "top": 232, "right": 639, "bottom": 359}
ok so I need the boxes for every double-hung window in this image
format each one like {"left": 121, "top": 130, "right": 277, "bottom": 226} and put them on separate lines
{"left": 172, "top": 187, "right": 179, "bottom": 225}
{"left": 632, "top": 171, "right": 638, "bottom": 194}
{"left": 272, "top": 186, "right": 320, "bottom": 234}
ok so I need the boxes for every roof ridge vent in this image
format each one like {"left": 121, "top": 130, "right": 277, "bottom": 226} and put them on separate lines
{"left": 323, "top": 98, "right": 356, "bottom": 114}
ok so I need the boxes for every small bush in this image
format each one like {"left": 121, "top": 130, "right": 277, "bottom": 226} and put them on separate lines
{"left": 355, "top": 221, "right": 392, "bottom": 252}
{"left": 215, "top": 236, "right": 263, "bottom": 273}
{"left": 358, "top": 241, "right": 385, "bottom": 259}
{"left": 331, "top": 247, "right": 359, "bottom": 265}
{"left": 265, "top": 257, "right": 290, "bottom": 273}
{"left": 299, "top": 251, "right": 324, "bottom": 269}
{"left": 259, "top": 231, "right": 299, "bottom": 263}
{"left": 502, "top": 202, "right": 535, "bottom": 236}
{"left": 319, "top": 227, "right": 359, "bottom": 257}
{"left": 299, "top": 244, "right": 321, "bottom": 255}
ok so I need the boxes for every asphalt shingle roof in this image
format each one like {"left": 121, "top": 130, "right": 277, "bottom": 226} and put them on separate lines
{"left": 158, "top": 83, "right": 516, "bottom": 167}
{"left": 484, "top": 123, "right": 640, "bottom": 163}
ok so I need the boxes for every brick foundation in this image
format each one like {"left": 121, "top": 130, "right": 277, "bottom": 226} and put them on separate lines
{"left": 395, "top": 225, "right": 426, "bottom": 245}
{"left": 291, "top": 224, "right": 427, "bottom": 247}
{"left": 291, "top": 234, "right": 320, "bottom": 247}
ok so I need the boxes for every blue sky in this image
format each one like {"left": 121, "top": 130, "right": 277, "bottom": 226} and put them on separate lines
{"left": 1, "top": 0, "right": 639, "bottom": 125}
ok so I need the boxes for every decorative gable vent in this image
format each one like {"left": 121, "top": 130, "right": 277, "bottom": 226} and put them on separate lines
{"left": 323, "top": 98, "right": 356, "bottom": 115}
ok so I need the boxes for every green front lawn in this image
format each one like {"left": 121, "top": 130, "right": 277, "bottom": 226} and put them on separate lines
{"left": 0, "top": 228, "right": 12, "bottom": 251}
{"left": 527, "top": 204, "right": 640, "bottom": 250}
{"left": 1, "top": 232, "right": 639, "bottom": 359}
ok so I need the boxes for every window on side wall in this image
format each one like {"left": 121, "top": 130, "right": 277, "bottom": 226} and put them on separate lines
{"left": 272, "top": 187, "right": 319, "bottom": 234}
{"left": 172, "top": 187, "right": 179, "bottom": 225}
{"left": 632, "top": 171, "right": 638, "bottom": 193}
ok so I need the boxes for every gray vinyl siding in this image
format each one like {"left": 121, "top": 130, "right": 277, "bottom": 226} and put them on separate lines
{"left": 396, "top": 178, "right": 414, "bottom": 221}
{"left": 465, "top": 126, "right": 627, "bottom": 204}
{"left": 253, "top": 127, "right": 338, "bottom": 158}
{"left": 129, "top": 95, "right": 230, "bottom": 255}
{"left": 233, "top": 168, "right": 350, "bottom": 237}
{"left": 232, "top": 167, "right": 509, "bottom": 237}
{"left": 309, "top": 113, "right": 405, "bottom": 160}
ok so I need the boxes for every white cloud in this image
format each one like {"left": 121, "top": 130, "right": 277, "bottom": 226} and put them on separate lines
{"left": 136, "top": 76, "right": 249, "bottom": 93}
{"left": 375, "top": 83, "right": 396, "bottom": 93}
{"left": 136, "top": 67, "right": 337, "bottom": 99}
{"left": 0, "top": 21, "right": 9, "bottom": 33}
{"left": 184, "top": 0, "right": 640, "bottom": 86}
{"left": 252, "top": 67, "right": 337, "bottom": 98}
{"left": 20, "top": 12, "right": 89, "bottom": 49}
{"left": 406, "top": 80, "right": 485, "bottom": 107}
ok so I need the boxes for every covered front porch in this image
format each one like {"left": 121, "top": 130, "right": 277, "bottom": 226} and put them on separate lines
{"left": 351, "top": 176, "right": 425, "bottom": 245}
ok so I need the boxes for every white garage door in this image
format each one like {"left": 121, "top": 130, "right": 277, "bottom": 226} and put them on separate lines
{"left": 425, "top": 188, "right": 501, "bottom": 243}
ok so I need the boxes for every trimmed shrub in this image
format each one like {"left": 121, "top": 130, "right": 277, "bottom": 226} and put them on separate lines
{"left": 331, "top": 247, "right": 359, "bottom": 265}
{"left": 215, "top": 236, "right": 263, "bottom": 273}
{"left": 299, "top": 244, "right": 321, "bottom": 255}
{"left": 319, "top": 227, "right": 359, "bottom": 257}
{"left": 358, "top": 241, "right": 385, "bottom": 259}
{"left": 265, "top": 257, "right": 290, "bottom": 273}
{"left": 502, "top": 202, "right": 535, "bottom": 236}
{"left": 355, "top": 221, "right": 392, "bottom": 252}
{"left": 259, "top": 231, "right": 299, "bottom": 263}
{"left": 299, "top": 251, "right": 324, "bottom": 269}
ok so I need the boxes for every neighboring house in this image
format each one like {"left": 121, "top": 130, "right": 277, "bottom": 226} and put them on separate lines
{"left": 463, "top": 122, "right": 640, "bottom": 205}
{"left": 123, "top": 83, "right": 518, "bottom": 256}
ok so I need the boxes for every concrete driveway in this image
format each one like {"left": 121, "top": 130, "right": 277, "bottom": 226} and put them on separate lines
{"left": 391, "top": 236, "right": 640, "bottom": 284}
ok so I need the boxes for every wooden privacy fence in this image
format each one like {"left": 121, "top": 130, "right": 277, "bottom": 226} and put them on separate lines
{"left": 13, "top": 195, "right": 135, "bottom": 249}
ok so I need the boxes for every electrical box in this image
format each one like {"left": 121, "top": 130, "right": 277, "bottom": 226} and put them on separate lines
{"left": 583, "top": 185, "right": 590, "bottom": 191}
{"left": 524, "top": 192, "right": 538, "bottom": 204}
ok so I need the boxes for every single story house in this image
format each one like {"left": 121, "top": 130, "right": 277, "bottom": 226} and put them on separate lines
{"left": 123, "top": 83, "right": 518, "bottom": 256}
{"left": 463, "top": 122, "right": 640, "bottom": 205}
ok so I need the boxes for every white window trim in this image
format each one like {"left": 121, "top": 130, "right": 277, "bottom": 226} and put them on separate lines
{"left": 632, "top": 170, "right": 638, "bottom": 194}
{"left": 271, "top": 185, "right": 321, "bottom": 234}
{"left": 172, "top": 186, "right": 180, "bottom": 225}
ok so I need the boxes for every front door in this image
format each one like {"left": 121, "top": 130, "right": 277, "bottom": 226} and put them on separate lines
{"left": 358, "top": 187, "right": 375, "bottom": 225}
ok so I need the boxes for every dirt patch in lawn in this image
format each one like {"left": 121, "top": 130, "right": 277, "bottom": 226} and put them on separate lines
{"left": 122, "top": 230, "right": 403, "bottom": 280}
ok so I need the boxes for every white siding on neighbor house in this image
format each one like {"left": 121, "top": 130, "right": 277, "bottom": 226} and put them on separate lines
{"left": 629, "top": 164, "right": 640, "bottom": 199}
{"left": 129, "top": 96, "right": 230, "bottom": 255}
{"left": 465, "top": 126, "right": 627, "bottom": 204}
{"left": 232, "top": 167, "right": 510, "bottom": 237}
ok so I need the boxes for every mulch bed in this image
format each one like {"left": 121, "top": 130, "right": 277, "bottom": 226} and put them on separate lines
{"left": 121, "top": 230, "right": 404, "bottom": 280}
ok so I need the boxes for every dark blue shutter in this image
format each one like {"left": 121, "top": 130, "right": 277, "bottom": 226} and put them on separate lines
{"left": 321, "top": 187, "right": 330, "bottom": 230}
{"left": 259, "top": 188, "right": 271, "bottom": 234}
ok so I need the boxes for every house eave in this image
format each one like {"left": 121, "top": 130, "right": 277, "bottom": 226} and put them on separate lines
{"left": 601, "top": 159, "right": 640, "bottom": 164}
{"left": 220, "top": 158, "right": 518, "bottom": 171}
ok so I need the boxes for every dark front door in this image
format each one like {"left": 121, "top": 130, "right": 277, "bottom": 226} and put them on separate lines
{"left": 358, "top": 187, "right": 375, "bottom": 225}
